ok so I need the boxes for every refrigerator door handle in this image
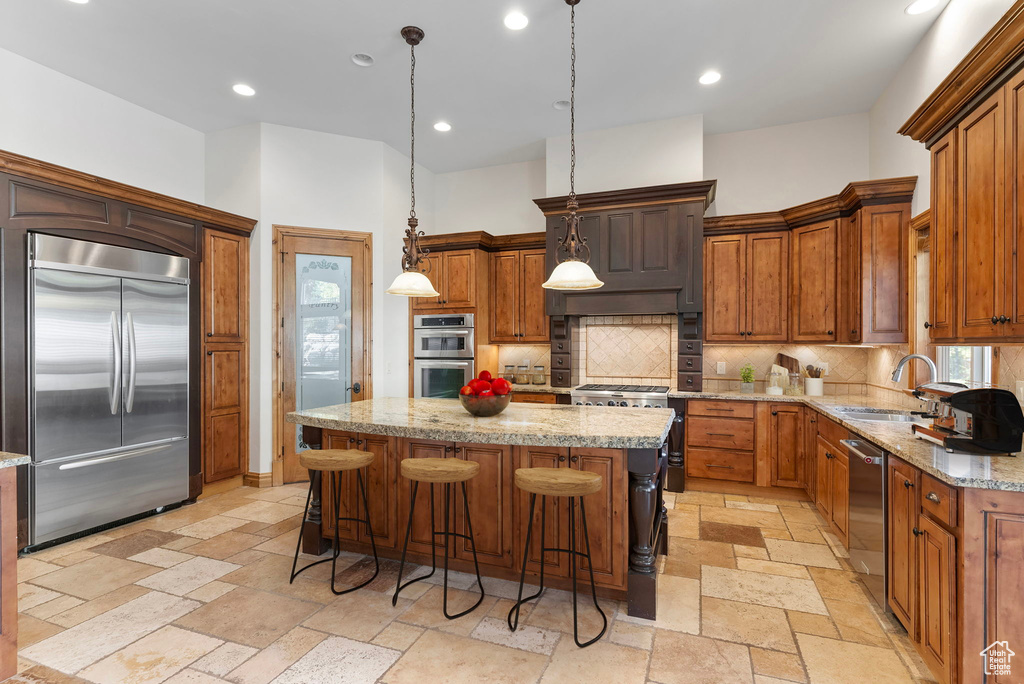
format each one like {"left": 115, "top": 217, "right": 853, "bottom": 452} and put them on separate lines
{"left": 57, "top": 442, "right": 171, "bottom": 470}
{"left": 110, "top": 311, "right": 122, "bottom": 415}
{"left": 125, "top": 311, "right": 137, "bottom": 413}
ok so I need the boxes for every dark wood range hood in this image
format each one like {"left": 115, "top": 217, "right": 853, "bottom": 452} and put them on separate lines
{"left": 535, "top": 180, "right": 715, "bottom": 317}
{"left": 534, "top": 180, "right": 716, "bottom": 391}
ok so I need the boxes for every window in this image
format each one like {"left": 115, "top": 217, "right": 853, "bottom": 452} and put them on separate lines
{"left": 936, "top": 346, "right": 993, "bottom": 386}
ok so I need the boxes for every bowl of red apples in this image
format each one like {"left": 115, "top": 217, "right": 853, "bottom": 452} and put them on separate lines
{"left": 459, "top": 370, "right": 512, "bottom": 417}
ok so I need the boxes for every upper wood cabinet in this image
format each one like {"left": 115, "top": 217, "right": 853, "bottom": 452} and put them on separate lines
{"left": 490, "top": 248, "right": 548, "bottom": 343}
{"left": 791, "top": 220, "right": 839, "bottom": 343}
{"left": 704, "top": 232, "right": 789, "bottom": 343}
{"left": 929, "top": 129, "right": 957, "bottom": 341}
{"left": 204, "top": 230, "right": 248, "bottom": 342}
{"left": 411, "top": 249, "right": 482, "bottom": 311}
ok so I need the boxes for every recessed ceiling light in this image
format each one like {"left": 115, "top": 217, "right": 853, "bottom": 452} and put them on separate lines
{"left": 232, "top": 84, "right": 256, "bottom": 97}
{"left": 699, "top": 70, "right": 722, "bottom": 85}
{"left": 433, "top": 121, "right": 452, "bottom": 132}
{"left": 904, "top": 0, "right": 940, "bottom": 14}
{"left": 351, "top": 53, "right": 375, "bottom": 67}
{"left": 504, "top": 12, "right": 529, "bottom": 30}
{"left": 67, "top": 0, "right": 89, "bottom": 4}
{"left": 553, "top": 100, "right": 570, "bottom": 110}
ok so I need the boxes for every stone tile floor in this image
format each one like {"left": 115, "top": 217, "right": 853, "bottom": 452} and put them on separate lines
{"left": 12, "top": 483, "right": 937, "bottom": 683}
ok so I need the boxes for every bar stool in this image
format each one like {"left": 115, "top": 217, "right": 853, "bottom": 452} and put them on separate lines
{"left": 392, "top": 457, "right": 486, "bottom": 619}
{"left": 290, "top": 448, "right": 379, "bottom": 595}
{"left": 508, "top": 467, "right": 608, "bottom": 648}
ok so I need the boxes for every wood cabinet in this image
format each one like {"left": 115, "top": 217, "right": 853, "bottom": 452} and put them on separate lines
{"left": 791, "top": 220, "right": 838, "bottom": 343}
{"left": 490, "top": 248, "right": 548, "bottom": 343}
{"left": 202, "top": 228, "right": 249, "bottom": 484}
{"left": 888, "top": 457, "right": 919, "bottom": 634}
{"left": 704, "top": 232, "right": 789, "bottom": 343}
{"left": 768, "top": 404, "right": 804, "bottom": 488}
{"left": 514, "top": 446, "right": 571, "bottom": 578}
{"left": 454, "top": 442, "right": 515, "bottom": 569}
{"left": 394, "top": 437, "right": 450, "bottom": 557}
{"left": 917, "top": 514, "right": 956, "bottom": 684}
{"left": 511, "top": 392, "right": 559, "bottom": 404}
{"left": 685, "top": 400, "right": 756, "bottom": 483}
{"left": 929, "top": 129, "right": 957, "bottom": 340}
{"left": 812, "top": 420, "right": 849, "bottom": 546}
{"left": 321, "top": 432, "right": 399, "bottom": 550}
{"left": 411, "top": 250, "right": 483, "bottom": 311}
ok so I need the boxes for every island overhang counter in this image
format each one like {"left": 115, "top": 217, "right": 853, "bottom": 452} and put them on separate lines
{"left": 286, "top": 398, "right": 673, "bottom": 619}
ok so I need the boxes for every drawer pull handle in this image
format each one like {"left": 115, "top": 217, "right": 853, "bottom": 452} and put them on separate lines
{"left": 704, "top": 408, "right": 734, "bottom": 412}
{"left": 708, "top": 433, "right": 735, "bottom": 437}
{"left": 707, "top": 464, "right": 734, "bottom": 469}
{"left": 925, "top": 492, "right": 941, "bottom": 503}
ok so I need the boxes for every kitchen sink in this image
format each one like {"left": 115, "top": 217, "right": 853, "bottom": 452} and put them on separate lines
{"left": 838, "top": 411, "right": 919, "bottom": 423}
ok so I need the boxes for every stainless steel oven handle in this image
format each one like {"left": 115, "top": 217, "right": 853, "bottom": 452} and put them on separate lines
{"left": 110, "top": 311, "right": 122, "bottom": 415}
{"left": 58, "top": 443, "right": 171, "bottom": 470}
{"left": 840, "top": 439, "right": 883, "bottom": 465}
{"left": 125, "top": 312, "right": 137, "bottom": 413}
{"left": 417, "top": 329, "right": 471, "bottom": 336}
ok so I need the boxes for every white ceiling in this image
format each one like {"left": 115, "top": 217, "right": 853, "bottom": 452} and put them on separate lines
{"left": 1, "top": 0, "right": 948, "bottom": 173}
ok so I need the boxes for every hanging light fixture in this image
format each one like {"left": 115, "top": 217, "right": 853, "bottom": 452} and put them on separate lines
{"left": 542, "top": 0, "right": 603, "bottom": 291}
{"left": 386, "top": 26, "right": 441, "bottom": 298}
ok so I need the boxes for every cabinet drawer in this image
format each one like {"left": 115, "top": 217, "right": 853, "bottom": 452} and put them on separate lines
{"left": 687, "top": 400, "right": 755, "bottom": 420}
{"left": 920, "top": 473, "right": 958, "bottom": 528}
{"left": 685, "top": 448, "right": 755, "bottom": 482}
{"left": 511, "top": 393, "right": 557, "bottom": 404}
{"left": 551, "top": 353, "right": 571, "bottom": 371}
{"left": 816, "top": 414, "right": 847, "bottom": 449}
{"left": 686, "top": 416, "right": 755, "bottom": 450}
{"left": 678, "top": 355, "right": 701, "bottom": 372}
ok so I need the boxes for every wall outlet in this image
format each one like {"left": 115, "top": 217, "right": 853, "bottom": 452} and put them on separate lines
{"left": 819, "top": 362, "right": 830, "bottom": 376}
{"left": 717, "top": 362, "right": 727, "bottom": 375}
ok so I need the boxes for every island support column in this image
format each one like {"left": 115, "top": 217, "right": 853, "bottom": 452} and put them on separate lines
{"left": 626, "top": 443, "right": 669, "bottom": 619}
{"left": 299, "top": 426, "right": 330, "bottom": 556}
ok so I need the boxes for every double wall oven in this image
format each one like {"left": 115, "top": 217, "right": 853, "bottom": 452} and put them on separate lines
{"left": 412, "top": 314, "right": 475, "bottom": 399}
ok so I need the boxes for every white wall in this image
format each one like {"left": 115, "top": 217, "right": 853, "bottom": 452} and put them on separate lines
{"left": 705, "top": 113, "right": 870, "bottom": 216}
{"left": 434, "top": 159, "right": 546, "bottom": 236}
{"left": 869, "top": 0, "right": 1016, "bottom": 213}
{"left": 0, "top": 47, "right": 205, "bottom": 203}
{"left": 545, "top": 115, "right": 704, "bottom": 196}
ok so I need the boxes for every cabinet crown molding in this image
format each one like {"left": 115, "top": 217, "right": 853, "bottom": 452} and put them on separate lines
{"left": 416, "top": 231, "right": 546, "bottom": 253}
{"left": 0, "top": 149, "right": 257, "bottom": 234}
{"left": 533, "top": 180, "right": 717, "bottom": 215}
{"left": 899, "top": 0, "right": 1024, "bottom": 144}
{"left": 704, "top": 177, "right": 917, "bottom": 234}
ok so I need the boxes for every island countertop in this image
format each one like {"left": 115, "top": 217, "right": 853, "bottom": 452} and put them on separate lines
{"left": 0, "top": 452, "right": 28, "bottom": 470}
{"left": 287, "top": 397, "right": 674, "bottom": 449}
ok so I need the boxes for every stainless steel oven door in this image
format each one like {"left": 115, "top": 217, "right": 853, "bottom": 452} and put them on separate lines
{"left": 413, "top": 359, "right": 474, "bottom": 399}
{"left": 412, "top": 327, "right": 474, "bottom": 359}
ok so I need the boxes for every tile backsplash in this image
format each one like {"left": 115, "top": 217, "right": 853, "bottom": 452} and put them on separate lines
{"left": 577, "top": 315, "right": 678, "bottom": 385}
{"left": 702, "top": 344, "right": 869, "bottom": 394}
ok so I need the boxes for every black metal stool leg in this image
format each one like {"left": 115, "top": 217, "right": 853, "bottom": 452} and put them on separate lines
{"left": 289, "top": 474, "right": 318, "bottom": 584}
{"left": 442, "top": 480, "right": 484, "bottom": 620}
{"left": 572, "top": 496, "right": 608, "bottom": 648}
{"left": 393, "top": 480, "right": 438, "bottom": 605}
{"left": 329, "top": 468, "right": 381, "bottom": 595}
{"left": 508, "top": 493, "right": 547, "bottom": 631}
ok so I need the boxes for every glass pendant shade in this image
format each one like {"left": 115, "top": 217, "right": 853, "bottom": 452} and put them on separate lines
{"left": 385, "top": 270, "right": 439, "bottom": 297}
{"left": 541, "top": 259, "right": 604, "bottom": 290}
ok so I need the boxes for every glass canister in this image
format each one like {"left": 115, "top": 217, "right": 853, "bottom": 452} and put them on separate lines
{"left": 516, "top": 362, "right": 531, "bottom": 384}
{"left": 532, "top": 365, "right": 546, "bottom": 385}
{"left": 503, "top": 365, "right": 516, "bottom": 383}
{"left": 766, "top": 371, "right": 784, "bottom": 396}
{"left": 785, "top": 372, "right": 803, "bottom": 395}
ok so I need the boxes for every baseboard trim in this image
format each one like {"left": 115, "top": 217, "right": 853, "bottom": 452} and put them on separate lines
{"left": 243, "top": 472, "right": 274, "bottom": 488}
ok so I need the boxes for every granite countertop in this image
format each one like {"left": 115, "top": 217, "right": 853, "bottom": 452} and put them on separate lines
{"left": 287, "top": 397, "right": 673, "bottom": 449}
{"left": 0, "top": 452, "right": 29, "bottom": 469}
{"left": 510, "top": 384, "right": 572, "bottom": 395}
{"left": 670, "top": 390, "right": 1024, "bottom": 492}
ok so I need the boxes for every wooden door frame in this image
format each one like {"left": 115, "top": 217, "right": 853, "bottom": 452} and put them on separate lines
{"left": 272, "top": 225, "right": 373, "bottom": 487}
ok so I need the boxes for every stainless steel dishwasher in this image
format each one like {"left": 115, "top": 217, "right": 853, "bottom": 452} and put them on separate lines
{"left": 841, "top": 436, "right": 887, "bottom": 611}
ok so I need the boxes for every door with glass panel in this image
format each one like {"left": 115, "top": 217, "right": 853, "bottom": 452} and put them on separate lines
{"left": 278, "top": 229, "right": 371, "bottom": 484}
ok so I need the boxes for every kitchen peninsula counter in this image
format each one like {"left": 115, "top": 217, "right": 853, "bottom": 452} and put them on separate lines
{"left": 287, "top": 398, "right": 672, "bottom": 620}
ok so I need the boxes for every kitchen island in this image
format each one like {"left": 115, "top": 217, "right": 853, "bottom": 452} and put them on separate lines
{"left": 1, "top": 453, "right": 28, "bottom": 679}
{"left": 286, "top": 398, "right": 673, "bottom": 619}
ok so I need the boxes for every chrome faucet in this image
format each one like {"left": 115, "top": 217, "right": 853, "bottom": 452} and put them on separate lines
{"left": 891, "top": 354, "right": 938, "bottom": 385}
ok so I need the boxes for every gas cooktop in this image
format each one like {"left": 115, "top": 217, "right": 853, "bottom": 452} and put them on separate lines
{"left": 575, "top": 384, "right": 669, "bottom": 393}
{"left": 570, "top": 384, "right": 669, "bottom": 408}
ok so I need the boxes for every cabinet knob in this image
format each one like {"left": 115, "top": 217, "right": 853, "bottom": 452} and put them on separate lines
{"left": 912, "top": 527, "right": 923, "bottom": 537}
{"left": 556, "top": 343, "right": 564, "bottom": 351}
{"left": 206, "top": 332, "right": 213, "bottom": 337}
{"left": 992, "top": 316, "right": 1000, "bottom": 324}
{"left": 1000, "top": 315, "right": 1009, "bottom": 323}
{"left": 771, "top": 410, "right": 778, "bottom": 416}
{"left": 851, "top": 329, "right": 858, "bottom": 336}
{"left": 827, "top": 330, "right": 834, "bottom": 336}
{"left": 445, "top": 446, "right": 452, "bottom": 453}
{"left": 904, "top": 479, "right": 914, "bottom": 488}
{"left": 570, "top": 455, "right": 578, "bottom": 463}
{"left": 926, "top": 491, "right": 941, "bottom": 503}
{"left": 739, "top": 332, "right": 747, "bottom": 337}
{"left": 455, "top": 446, "right": 462, "bottom": 454}
{"left": 558, "top": 455, "right": 567, "bottom": 462}
{"left": 206, "top": 351, "right": 213, "bottom": 356}
{"left": 924, "top": 321, "right": 932, "bottom": 329}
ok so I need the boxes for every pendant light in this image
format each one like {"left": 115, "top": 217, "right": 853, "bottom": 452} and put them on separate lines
{"left": 542, "top": 0, "right": 603, "bottom": 291}
{"left": 386, "top": 26, "right": 441, "bottom": 298}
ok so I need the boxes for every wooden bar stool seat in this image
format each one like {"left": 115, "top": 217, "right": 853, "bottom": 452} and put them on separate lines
{"left": 290, "top": 448, "right": 379, "bottom": 595}
{"left": 400, "top": 457, "right": 480, "bottom": 483}
{"left": 299, "top": 449, "right": 374, "bottom": 472}
{"left": 514, "top": 468, "right": 601, "bottom": 497}
{"left": 393, "top": 456, "right": 486, "bottom": 619}
{"left": 509, "top": 466, "right": 608, "bottom": 648}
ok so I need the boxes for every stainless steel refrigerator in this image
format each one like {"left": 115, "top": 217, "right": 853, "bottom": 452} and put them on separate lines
{"left": 29, "top": 234, "right": 190, "bottom": 545}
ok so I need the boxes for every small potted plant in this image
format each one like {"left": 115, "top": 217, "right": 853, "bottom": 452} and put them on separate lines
{"left": 739, "top": 363, "right": 756, "bottom": 394}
